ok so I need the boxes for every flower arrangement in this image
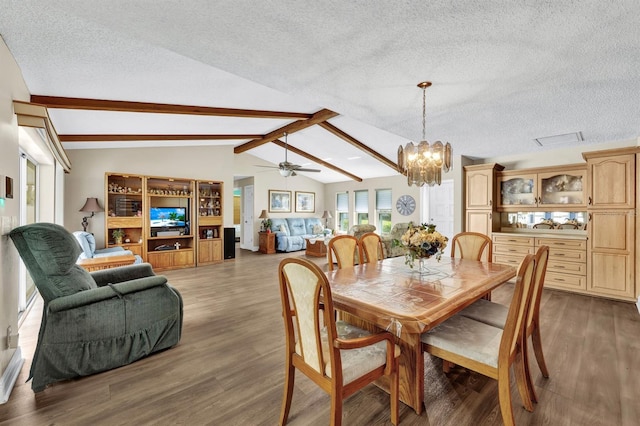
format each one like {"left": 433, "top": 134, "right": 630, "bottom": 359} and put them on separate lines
{"left": 393, "top": 222, "right": 448, "bottom": 268}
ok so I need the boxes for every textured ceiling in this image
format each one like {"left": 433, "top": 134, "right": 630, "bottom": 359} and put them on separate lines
{"left": 1, "top": 1, "right": 639, "bottom": 183}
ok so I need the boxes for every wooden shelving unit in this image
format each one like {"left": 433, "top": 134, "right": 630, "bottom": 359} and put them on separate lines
{"left": 105, "top": 173, "right": 145, "bottom": 259}
{"left": 145, "top": 176, "right": 195, "bottom": 271}
{"left": 196, "top": 180, "right": 224, "bottom": 265}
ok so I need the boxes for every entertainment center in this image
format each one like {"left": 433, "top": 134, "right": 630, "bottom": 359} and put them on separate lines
{"left": 105, "top": 172, "right": 224, "bottom": 271}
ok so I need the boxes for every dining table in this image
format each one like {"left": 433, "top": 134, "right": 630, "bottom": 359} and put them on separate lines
{"left": 325, "top": 255, "right": 517, "bottom": 414}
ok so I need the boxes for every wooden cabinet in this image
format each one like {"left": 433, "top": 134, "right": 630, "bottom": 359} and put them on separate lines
{"left": 105, "top": 173, "right": 145, "bottom": 260}
{"left": 196, "top": 180, "right": 223, "bottom": 265}
{"left": 465, "top": 163, "right": 503, "bottom": 210}
{"left": 145, "top": 176, "right": 195, "bottom": 271}
{"left": 587, "top": 210, "right": 635, "bottom": 299}
{"left": 585, "top": 152, "right": 635, "bottom": 209}
{"left": 105, "top": 173, "right": 225, "bottom": 270}
{"left": 198, "top": 239, "right": 222, "bottom": 264}
{"left": 537, "top": 237, "right": 587, "bottom": 292}
{"left": 583, "top": 147, "right": 638, "bottom": 301}
{"left": 492, "top": 234, "right": 535, "bottom": 267}
{"left": 259, "top": 232, "right": 276, "bottom": 254}
{"left": 464, "top": 164, "right": 504, "bottom": 243}
{"left": 147, "top": 249, "right": 195, "bottom": 270}
{"left": 497, "top": 164, "right": 586, "bottom": 210}
{"left": 492, "top": 233, "right": 588, "bottom": 293}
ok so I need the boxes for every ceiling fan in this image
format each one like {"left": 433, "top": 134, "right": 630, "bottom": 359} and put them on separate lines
{"left": 257, "top": 132, "right": 321, "bottom": 177}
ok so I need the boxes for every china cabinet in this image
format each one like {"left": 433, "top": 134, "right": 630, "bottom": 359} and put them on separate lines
{"left": 497, "top": 164, "right": 586, "bottom": 210}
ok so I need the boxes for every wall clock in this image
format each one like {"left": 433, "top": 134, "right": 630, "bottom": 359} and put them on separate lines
{"left": 396, "top": 195, "right": 416, "bottom": 216}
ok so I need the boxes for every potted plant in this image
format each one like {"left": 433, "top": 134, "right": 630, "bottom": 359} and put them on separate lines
{"left": 262, "top": 218, "right": 272, "bottom": 233}
{"left": 112, "top": 228, "right": 125, "bottom": 245}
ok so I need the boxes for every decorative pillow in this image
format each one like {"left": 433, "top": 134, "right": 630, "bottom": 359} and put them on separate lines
{"left": 279, "top": 224, "right": 286, "bottom": 232}
{"left": 312, "top": 224, "right": 324, "bottom": 234}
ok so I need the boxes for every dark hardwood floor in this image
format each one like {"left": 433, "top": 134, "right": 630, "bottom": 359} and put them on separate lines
{"left": 2, "top": 246, "right": 639, "bottom": 425}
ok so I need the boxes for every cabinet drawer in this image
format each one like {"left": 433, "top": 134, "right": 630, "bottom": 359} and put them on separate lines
{"left": 494, "top": 244, "right": 535, "bottom": 255}
{"left": 493, "top": 235, "right": 534, "bottom": 246}
{"left": 545, "top": 271, "right": 586, "bottom": 290}
{"left": 535, "top": 237, "right": 586, "bottom": 250}
{"left": 493, "top": 253, "right": 526, "bottom": 267}
{"left": 548, "top": 248, "right": 586, "bottom": 262}
{"left": 546, "top": 259, "right": 586, "bottom": 275}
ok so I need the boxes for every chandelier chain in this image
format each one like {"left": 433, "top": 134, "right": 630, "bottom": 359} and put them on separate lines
{"left": 422, "top": 86, "right": 426, "bottom": 141}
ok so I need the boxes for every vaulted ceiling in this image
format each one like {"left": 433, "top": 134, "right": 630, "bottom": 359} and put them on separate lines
{"left": 1, "top": 1, "right": 639, "bottom": 183}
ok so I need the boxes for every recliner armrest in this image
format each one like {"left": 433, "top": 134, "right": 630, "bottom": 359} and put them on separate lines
{"left": 48, "top": 275, "right": 169, "bottom": 313}
{"left": 90, "top": 263, "right": 156, "bottom": 286}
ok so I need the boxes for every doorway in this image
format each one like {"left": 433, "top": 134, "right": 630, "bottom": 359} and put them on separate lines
{"left": 241, "top": 184, "right": 254, "bottom": 250}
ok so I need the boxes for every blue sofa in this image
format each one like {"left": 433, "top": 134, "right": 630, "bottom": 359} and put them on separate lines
{"left": 270, "top": 217, "right": 328, "bottom": 252}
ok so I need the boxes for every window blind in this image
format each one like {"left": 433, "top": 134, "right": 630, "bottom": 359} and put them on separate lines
{"left": 355, "top": 190, "right": 368, "bottom": 213}
{"left": 336, "top": 192, "right": 349, "bottom": 211}
{"left": 376, "top": 189, "right": 392, "bottom": 210}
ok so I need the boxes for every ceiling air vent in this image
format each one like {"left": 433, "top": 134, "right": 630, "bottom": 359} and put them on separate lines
{"left": 534, "top": 131, "right": 583, "bottom": 147}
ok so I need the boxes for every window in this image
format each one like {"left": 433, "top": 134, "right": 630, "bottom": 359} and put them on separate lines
{"left": 376, "top": 189, "right": 392, "bottom": 233}
{"left": 354, "top": 190, "right": 369, "bottom": 225}
{"left": 336, "top": 192, "right": 349, "bottom": 232}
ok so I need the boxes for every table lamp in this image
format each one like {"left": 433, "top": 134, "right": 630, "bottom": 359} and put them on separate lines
{"left": 259, "top": 209, "right": 270, "bottom": 231}
{"left": 80, "top": 197, "right": 104, "bottom": 232}
{"left": 322, "top": 210, "right": 332, "bottom": 228}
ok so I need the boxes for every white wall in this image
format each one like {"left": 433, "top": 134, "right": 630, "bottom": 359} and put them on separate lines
{"left": 0, "top": 37, "right": 30, "bottom": 397}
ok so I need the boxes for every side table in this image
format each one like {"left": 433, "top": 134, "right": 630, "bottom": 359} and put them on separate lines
{"left": 259, "top": 232, "right": 276, "bottom": 254}
{"left": 305, "top": 237, "right": 327, "bottom": 257}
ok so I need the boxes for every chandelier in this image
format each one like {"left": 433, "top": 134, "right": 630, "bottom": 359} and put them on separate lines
{"left": 397, "top": 81, "right": 452, "bottom": 186}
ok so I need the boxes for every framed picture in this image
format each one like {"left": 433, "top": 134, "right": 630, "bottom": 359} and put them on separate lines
{"left": 295, "top": 191, "right": 315, "bottom": 213}
{"left": 269, "top": 190, "right": 291, "bottom": 213}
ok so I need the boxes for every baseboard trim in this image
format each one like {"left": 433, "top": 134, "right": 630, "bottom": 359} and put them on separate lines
{"left": 0, "top": 347, "right": 24, "bottom": 404}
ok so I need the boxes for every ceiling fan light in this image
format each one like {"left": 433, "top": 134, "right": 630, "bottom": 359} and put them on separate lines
{"left": 279, "top": 168, "right": 291, "bottom": 177}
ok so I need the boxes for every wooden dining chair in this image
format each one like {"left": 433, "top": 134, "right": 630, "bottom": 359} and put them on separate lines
{"left": 451, "top": 232, "right": 493, "bottom": 300}
{"left": 450, "top": 231, "right": 492, "bottom": 261}
{"left": 278, "top": 258, "right": 400, "bottom": 426}
{"left": 359, "top": 232, "right": 384, "bottom": 264}
{"left": 327, "top": 235, "right": 359, "bottom": 271}
{"left": 421, "top": 254, "right": 536, "bottom": 426}
{"left": 457, "top": 245, "right": 551, "bottom": 405}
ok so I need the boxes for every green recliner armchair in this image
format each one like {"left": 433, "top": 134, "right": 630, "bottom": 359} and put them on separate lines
{"left": 9, "top": 222, "right": 183, "bottom": 392}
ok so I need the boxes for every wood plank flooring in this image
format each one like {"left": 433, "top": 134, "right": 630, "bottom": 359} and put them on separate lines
{"left": 1, "top": 247, "right": 639, "bottom": 425}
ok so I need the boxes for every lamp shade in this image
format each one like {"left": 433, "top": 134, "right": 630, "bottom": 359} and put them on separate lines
{"left": 258, "top": 209, "right": 269, "bottom": 219}
{"left": 322, "top": 210, "right": 332, "bottom": 219}
{"left": 79, "top": 197, "right": 103, "bottom": 213}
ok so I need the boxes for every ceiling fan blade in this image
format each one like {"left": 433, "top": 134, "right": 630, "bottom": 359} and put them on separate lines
{"left": 254, "top": 165, "right": 279, "bottom": 169}
{"left": 294, "top": 168, "right": 321, "bottom": 173}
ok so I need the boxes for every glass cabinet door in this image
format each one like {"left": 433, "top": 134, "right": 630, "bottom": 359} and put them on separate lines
{"left": 538, "top": 171, "right": 585, "bottom": 207}
{"left": 498, "top": 175, "right": 536, "bottom": 207}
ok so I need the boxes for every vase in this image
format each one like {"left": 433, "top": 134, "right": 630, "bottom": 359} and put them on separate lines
{"left": 412, "top": 257, "right": 446, "bottom": 278}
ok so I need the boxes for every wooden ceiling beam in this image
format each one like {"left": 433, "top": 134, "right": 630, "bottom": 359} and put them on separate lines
{"left": 318, "top": 121, "right": 399, "bottom": 172}
{"left": 30, "top": 95, "right": 311, "bottom": 120}
{"left": 59, "top": 134, "right": 260, "bottom": 142}
{"left": 271, "top": 139, "right": 362, "bottom": 182}
{"left": 234, "top": 109, "right": 339, "bottom": 153}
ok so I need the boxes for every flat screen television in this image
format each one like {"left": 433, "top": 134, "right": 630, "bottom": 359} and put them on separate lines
{"left": 150, "top": 207, "right": 186, "bottom": 229}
